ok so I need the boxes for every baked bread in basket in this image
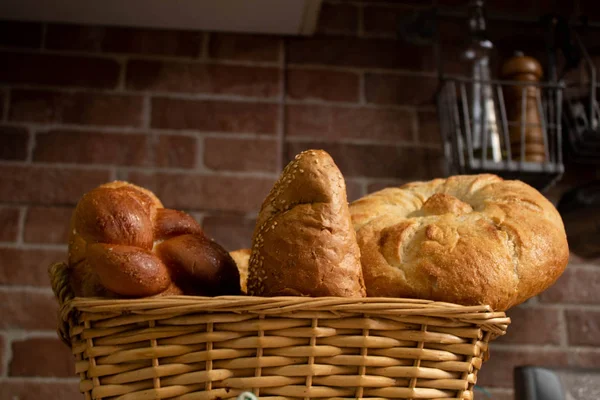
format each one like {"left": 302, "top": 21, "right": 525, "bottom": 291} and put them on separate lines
{"left": 49, "top": 149, "right": 569, "bottom": 400}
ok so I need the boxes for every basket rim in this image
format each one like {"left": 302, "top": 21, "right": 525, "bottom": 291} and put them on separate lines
{"left": 66, "top": 294, "right": 504, "bottom": 314}
{"left": 49, "top": 262, "right": 510, "bottom": 346}
{"left": 61, "top": 295, "right": 510, "bottom": 330}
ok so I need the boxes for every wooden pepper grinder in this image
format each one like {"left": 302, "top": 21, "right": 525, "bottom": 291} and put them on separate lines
{"left": 500, "top": 52, "right": 546, "bottom": 162}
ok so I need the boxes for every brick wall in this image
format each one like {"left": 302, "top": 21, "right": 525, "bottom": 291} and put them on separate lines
{"left": 1, "top": 1, "right": 600, "bottom": 399}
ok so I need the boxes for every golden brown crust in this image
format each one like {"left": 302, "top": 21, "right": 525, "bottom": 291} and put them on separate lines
{"left": 87, "top": 243, "right": 171, "bottom": 297}
{"left": 68, "top": 181, "right": 239, "bottom": 298}
{"left": 247, "top": 150, "right": 366, "bottom": 297}
{"left": 350, "top": 174, "right": 569, "bottom": 310}
{"left": 230, "top": 249, "right": 251, "bottom": 294}
{"left": 154, "top": 208, "right": 204, "bottom": 241}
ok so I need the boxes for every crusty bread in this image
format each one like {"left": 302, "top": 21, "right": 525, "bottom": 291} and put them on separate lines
{"left": 68, "top": 181, "right": 240, "bottom": 298}
{"left": 247, "top": 150, "right": 365, "bottom": 297}
{"left": 350, "top": 174, "right": 569, "bottom": 310}
{"left": 230, "top": 249, "right": 251, "bottom": 293}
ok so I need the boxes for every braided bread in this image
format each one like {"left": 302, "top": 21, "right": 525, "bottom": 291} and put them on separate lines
{"left": 350, "top": 174, "right": 569, "bottom": 310}
{"left": 68, "top": 181, "right": 240, "bottom": 298}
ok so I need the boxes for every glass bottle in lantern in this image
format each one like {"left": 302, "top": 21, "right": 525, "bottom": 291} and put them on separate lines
{"left": 461, "top": 0, "right": 502, "bottom": 163}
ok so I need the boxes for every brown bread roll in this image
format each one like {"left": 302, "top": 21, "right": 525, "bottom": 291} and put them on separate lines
{"left": 247, "top": 150, "right": 366, "bottom": 297}
{"left": 68, "top": 181, "right": 240, "bottom": 298}
{"left": 350, "top": 174, "right": 569, "bottom": 310}
{"left": 156, "top": 234, "right": 241, "bottom": 296}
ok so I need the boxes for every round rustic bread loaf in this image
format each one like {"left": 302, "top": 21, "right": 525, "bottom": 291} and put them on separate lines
{"left": 350, "top": 174, "right": 569, "bottom": 310}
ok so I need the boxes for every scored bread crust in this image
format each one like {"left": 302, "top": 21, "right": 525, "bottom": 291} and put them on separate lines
{"left": 247, "top": 150, "right": 366, "bottom": 297}
{"left": 350, "top": 174, "right": 569, "bottom": 310}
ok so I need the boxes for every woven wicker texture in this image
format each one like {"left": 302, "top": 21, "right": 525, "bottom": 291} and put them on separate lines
{"left": 50, "top": 263, "right": 509, "bottom": 400}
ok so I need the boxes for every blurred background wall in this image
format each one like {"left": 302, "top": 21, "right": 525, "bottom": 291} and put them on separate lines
{"left": 1, "top": 1, "right": 599, "bottom": 399}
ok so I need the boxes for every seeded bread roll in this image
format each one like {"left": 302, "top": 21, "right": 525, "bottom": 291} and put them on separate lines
{"left": 247, "top": 150, "right": 366, "bottom": 297}
{"left": 350, "top": 174, "right": 569, "bottom": 310}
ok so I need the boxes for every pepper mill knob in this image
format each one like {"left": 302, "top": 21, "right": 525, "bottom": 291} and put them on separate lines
{"left": 501, "top": 52, "right": 543, "bottom": 81}
{"left": 501, "top": 52, "right": 546, "bottom": 162}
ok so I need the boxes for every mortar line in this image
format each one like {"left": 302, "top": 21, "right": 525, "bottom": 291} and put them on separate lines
{"left": 278, "top": 37, "right": 287, "bottom": 172}
{"left": 15, "top": 206, "right": 27, "bottom": 245}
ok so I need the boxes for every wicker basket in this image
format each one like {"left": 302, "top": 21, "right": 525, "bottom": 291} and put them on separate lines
{"left": 50, "top": 262, "right": 510, "bottom": 400}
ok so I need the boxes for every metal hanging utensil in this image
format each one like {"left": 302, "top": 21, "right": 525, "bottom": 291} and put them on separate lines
{"left": 435, "top": 0, "right": 565, "bottom": 191}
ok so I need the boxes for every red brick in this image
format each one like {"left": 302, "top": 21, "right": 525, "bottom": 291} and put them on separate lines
{"left": 10, "top": 337, "right": 75, "bottom": 377}
{"left": 317, "top": 2, "right": 358, "bottom": 33}
{"left": 151, "top": 97, "right": 278, "bottom": 134}
{"left": 0, "top": 207, "right": 20, "bottom": 242}
{"left": 287, "top": 69, "right": 359, "bottom": 102}
{"left": 417, "top": 110, "right": 441, "bottom": 145}
{"left": 437, "top": 18, "right": 466, "bottom": 47}
{"left": 45, "top": 23, "right": 104, "bottom": 52}
{"left": 46, "top": 23, "right": 203, "bottom": 57}
{"left": 0, "top": 52, "right": 120, "bottom": 89}
{"left": 126, "top": 60, "right": 280, "bottom": 97}
{"left": 0, "top": 21, "right": 42, "bottom": 48}
{"left": 438, "top": 46, "right": 465, "bottom": 76}
{"left": 24, "top": 206, "right": 73, "bottom": 244}
{"left": 0, "top": 334, "right": 4, "bottom": 375}
{"left": 10, "top": 90, "right": 144, "bottom": 127}
{"left": 566, "top": 309, "right": 600, "bottom": 346}
{"left": 127, "top": 172, "right": 274, "bottom": 213}
{"left": 344, "top": 180, "right": 365, "bottom": 203}
{"left": 477, "top": 349, "right": 569, "bottom": 388}
{"left": 568, "top": 349, "right": 600, "bottom": 368}
{"left": 0, "top": 90, "right": 5, "bottom": 119}
{"left": 208, "top": 33, "right": 280, "bottom": 62}
{"left": 0, "top": 381, "right": 80, "bottom": 400}
{"left": 0, "top": 125, "right": 29, "bottom": 160}
{"left": 33, "top": 130, "right": 150, "bottom": 166}
{"left": 482, "top": 389, "right": 513, "bottom": 400}
{"left": 286, "top": 104, "right": 414, "bottom": 142}
{"left": 367, "top": 180, "right": 407, "bottom": 194}
{"left": 0, "top": 290, "right": 58, "bottom": 329}
{"left": 365, "top": 73, "right": 438, "bottom": 105}
{"left": 487, "top": 0, "right": 540, "bottom": 16}
{"left": 331, "top": 106, "right": 414, "bottom": 142}
{"left": 488, "top": 20, "right": 546, "bottom": 70}
{"left": 285, "top": 141, "right": 443, "bottom": 179}
{"left": 156, "top": 135, "right": 197, "bottom": 169}
{"left": 567, "top": 253, "right": 588, "bottom": 265}
{"left": 496, "top": 306, "right": 562, "bottom": 345}
{"left": 363, "top": 5, "right": 410, "bottom": 35}
{"left": 204, "top": 137, "right": 278, "bottom": 172}
{"left": 580, "top": 0, "right": 600, "bottom": 20}
{"left": 202, "top": 214, "right": 257, "bottom": 251}
{"left": 0, "top": 247, "right": 63, "bottom": 286}
{"left": 287, "top": 36, "right": 434, "bottom": 71}
{"left": 540, "top": 267, "right": 600, "bottom": 304}
{"left": 0, "top": 165, "right": 110, "bottom": 205}
{"left": 436, "top": 0, "right": 467, "bottom": 6}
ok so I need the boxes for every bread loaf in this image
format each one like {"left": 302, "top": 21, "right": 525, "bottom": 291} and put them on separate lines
{"left": 230, "top": 248, "right": 251, "bottom": 293}
{"left": 247, "top": 150, "right": 365, "bottom": 297}
{"left": 350, "top": 174, "right": 569, "bottom": 310}
{"left": 68, "top": 181, "right": 240, "bottom": 298}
